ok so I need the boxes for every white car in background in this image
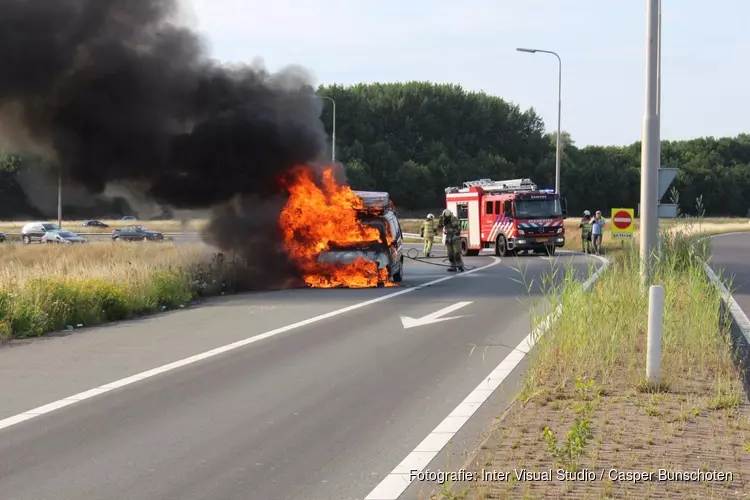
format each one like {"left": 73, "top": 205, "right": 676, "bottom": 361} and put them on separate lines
{"left": 41, "top": 230, "right": 87, "bottom": 244}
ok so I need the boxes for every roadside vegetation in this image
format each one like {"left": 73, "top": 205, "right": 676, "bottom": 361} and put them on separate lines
{"left": 429, "top": 213, "right": 750, "bottom": 499}
{"left": 0, "top": 242, "right": 238, "bottom": 341}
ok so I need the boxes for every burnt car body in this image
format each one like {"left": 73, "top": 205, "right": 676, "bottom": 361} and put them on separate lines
{"left": 111, "top": 225, "right": 164, "bottom": 241}
{"left": 316, "top": 191, "right": 404, "bottom": 283}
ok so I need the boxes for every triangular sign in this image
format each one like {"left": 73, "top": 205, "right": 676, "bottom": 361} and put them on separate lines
{"left": 658, "top": 168, "right": 678, "bottom": 201}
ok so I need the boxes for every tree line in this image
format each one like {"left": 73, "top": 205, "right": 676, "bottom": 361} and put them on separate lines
{"left": 317, "top": 82, "right": 750, "bottom": 217}
{"left": 1, "top": 82, "right": 749, "bottom": 219}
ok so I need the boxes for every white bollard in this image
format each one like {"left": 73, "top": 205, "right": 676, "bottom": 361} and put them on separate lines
{"left": 646, "top": 285, "right": 664, "bottom": 383}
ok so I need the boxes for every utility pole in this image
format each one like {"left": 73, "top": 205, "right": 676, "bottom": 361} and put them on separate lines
{"left": 321, "top": 96, "right": 336, "bottom": 163}
{"left": 57, "top": 167, "right": 62, "bottom": 228}
{"left": 516, "top": 47, "right": 562, "bottom": 194}
{"left": 640, "top": 0, "right": 661, "bottom": 288}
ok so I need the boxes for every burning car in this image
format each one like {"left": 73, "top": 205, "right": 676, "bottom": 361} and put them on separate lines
{"left": 316, "top": 192, "right": 404, "bottom": 284}
{"left": 280, "top": 167, "right": 403, "bottom": 288}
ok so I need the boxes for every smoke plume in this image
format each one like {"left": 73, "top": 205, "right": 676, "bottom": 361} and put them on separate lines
{"left": 0, "top": 0, "right": 333, "bottom": 287}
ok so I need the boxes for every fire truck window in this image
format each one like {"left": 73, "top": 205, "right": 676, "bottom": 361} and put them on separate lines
{"left": 503, "top": 200, "right": 512, "bottom": 217}
{"left": 485, "top": 201, "right": 493, "bottom": 214}
{"left": 494, "top": 201, "right": 501, "bottom": 214}
{"left": 457, "top": 205, "right": 468, "bottom": 219}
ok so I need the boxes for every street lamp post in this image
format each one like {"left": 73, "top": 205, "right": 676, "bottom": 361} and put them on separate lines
{"left": 321, "top": 96, "right": 336, "bottom": 163}
{"left": 517, "top": 47, "right": 562, "bottom": 195}
{"left": 640, "top": 0, "right": 661, "bottom": 288}
{"left": 57, "top": 167, "right": 62, "bottom": 228}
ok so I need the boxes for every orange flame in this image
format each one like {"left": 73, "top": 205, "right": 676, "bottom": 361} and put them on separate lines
{"left": 279, "top": 166, "right": 397, "bottom": 288}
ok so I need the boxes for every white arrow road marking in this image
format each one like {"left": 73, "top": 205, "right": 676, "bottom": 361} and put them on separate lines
{"left": 400, "top": 301, "right": 473, "bottom": 329}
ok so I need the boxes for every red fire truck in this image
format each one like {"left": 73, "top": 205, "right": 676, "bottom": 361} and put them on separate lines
{"left": 444, "top": 178, "right": 568, "bottom": 257}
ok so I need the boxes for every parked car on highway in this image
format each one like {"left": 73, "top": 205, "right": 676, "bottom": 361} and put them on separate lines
{"left": 81, "top": 220, "right": 109, "bottom": 228}
{"left": 21, "top": 222, "right": 61, "bottom": 244}
{"left": 111, "top": 225, "right": 164, "bottom": 242}
{"left": 41, "top": 230, "right": 87, "bottom": 244}
{"left": 0, "top": 231, "right": 5, "bottom": 243}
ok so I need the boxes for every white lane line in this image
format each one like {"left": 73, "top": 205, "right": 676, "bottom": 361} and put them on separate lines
{"left": 365, "top": 252, "right": 609, "bottom": 500}
{"left": 0, "top": 257, "right": 503, "bottom": 433}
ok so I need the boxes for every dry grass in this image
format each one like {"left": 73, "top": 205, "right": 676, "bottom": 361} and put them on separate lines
{"left": 0, "top": 242, "right": 232, "bottom": 340}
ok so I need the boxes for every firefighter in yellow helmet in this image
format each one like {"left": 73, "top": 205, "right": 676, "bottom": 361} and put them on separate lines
{"left": 420, "top": 213, "right": 438, "bottom": 257}
{"left": 438, "top": 208, "right": 465, "bottom": 272}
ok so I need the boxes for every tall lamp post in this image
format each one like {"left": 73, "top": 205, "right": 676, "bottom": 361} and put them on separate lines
{"left": 640, "top": 0, "right": 661, "bottom": 288}
{"left": 57, "top": 167, "right": 62, "bottom": 228}
{"left": 321, "top": 96, "right": 336, "bottom": 163}
{"left": 517, "top": 47, "right": 562, "bottom": 195}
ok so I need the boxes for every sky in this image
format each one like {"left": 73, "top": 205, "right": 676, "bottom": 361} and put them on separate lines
{"left": 184, "top": 0, "right": 749, "bottom": 147}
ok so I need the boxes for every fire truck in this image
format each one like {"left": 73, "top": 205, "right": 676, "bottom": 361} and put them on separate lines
{"left": 444, "top": 178, "right": 568, "bottom": 257}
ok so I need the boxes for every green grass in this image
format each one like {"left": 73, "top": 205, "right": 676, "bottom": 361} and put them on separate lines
{"left": 521, "top": 216, "right": 740, "bottom": 397}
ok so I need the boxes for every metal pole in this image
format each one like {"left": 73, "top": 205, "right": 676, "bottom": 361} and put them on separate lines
{"left": 555, "top": 53, "right": 562, "bottom": 195}
{"left": 321, "top": 96, "right": 336, "bottom": 163}
{"left": 640, "top": 0, "right": 660, "bottom": 288}
{"left": 516, "top": 47, "right": 562, "bottom": 194}
{"left": 646, "top": 284, "right": 664, "bottom": 383}
{"left": 57, "top": 167, "right": 62, "bottom": 228}
{"left": 656, "top": 0, "right": 662, "bottom": 240}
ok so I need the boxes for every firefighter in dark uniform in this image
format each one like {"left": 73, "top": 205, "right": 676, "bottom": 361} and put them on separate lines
{"left": 438, "top": 208, "right": 465, "bottom": 272}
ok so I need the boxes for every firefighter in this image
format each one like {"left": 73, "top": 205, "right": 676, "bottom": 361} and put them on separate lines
{"left": 420, "top": 213, "right": 438, "bottom": 257}
{"left": 579, "top": 210, "right": 593, "bottom": 253}
{"left": 438, "top": 208, "right": 465, "bottom": 272}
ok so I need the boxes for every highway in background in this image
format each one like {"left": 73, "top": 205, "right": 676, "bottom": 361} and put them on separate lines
{"left": 0, "top": 247, "right": 603, "bottom": 500}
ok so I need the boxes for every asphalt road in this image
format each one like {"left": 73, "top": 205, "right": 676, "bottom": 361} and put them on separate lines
{"left": 709, "top": 232, "right": 750, "bottom": 316}
{"left": 0, "top": 245, "right": 602, "bottom": 500}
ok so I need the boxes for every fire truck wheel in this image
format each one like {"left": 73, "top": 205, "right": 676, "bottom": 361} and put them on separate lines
{"left": 495, "top": 235, "right": 510, "bottom": 257}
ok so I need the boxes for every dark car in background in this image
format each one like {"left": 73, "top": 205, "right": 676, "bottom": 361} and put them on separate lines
{"left": 21, "top": 222, "right": 61, "bottom": 244}
{"left": 0, "top": 231, "right": 5, "bottom": 243}
{"left": 112, "top": 225, "right": 164, "bottom": 242}
{"left": 41, "top": 230, "right": 87, "bottom": 244}
{"left": 82, "top": 220, "right": 109, "bottom": 228}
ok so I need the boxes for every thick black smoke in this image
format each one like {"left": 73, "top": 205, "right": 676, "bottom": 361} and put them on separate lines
{"left": 0, "top": 0, "right": 333, "bottom": 287}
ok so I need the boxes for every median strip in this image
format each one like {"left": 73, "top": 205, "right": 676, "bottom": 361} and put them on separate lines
{"left": 416, "top": 224, "right": 750, "bottom": 499}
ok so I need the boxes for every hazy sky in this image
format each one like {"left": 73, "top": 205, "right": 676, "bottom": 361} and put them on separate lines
{"left": 185, "top": 0, "right": 749, "bottom": 147}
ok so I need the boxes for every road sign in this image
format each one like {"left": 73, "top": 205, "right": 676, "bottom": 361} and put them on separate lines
{"left": 610, "top": 208, "right": 634, "bottom": 239}
{"left": 638, "top": 203, "right": 678, "bottom": 218}
{"left": 400, "top": 301, "right": 473, "bottom": 329}
{"left": 658, "top": 168, "right": 678, "bottom": 201}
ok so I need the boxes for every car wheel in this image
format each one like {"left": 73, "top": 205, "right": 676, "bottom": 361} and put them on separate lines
{"left": 22, "top": 235, "right": 31, "bottom": 245}
{"left": 392, "top": 258, "right": 404, "bottom": 283}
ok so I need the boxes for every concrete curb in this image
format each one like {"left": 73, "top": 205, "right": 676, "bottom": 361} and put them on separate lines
{"left": 700, "top": 232, "right": 750, "bottom": 387}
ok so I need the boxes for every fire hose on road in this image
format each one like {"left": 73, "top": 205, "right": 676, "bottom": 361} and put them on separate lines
{"left": 404, "top": 247, "right": 479, "bottom": 271}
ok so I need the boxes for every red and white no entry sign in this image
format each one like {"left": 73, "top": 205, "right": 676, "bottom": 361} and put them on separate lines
{"left": 613, "top": 210, "right": 632, "bottom": 229}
